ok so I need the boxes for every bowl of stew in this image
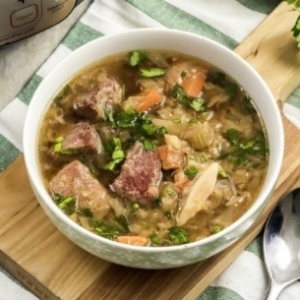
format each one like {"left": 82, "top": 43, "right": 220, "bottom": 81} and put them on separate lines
{"left": 23, "top": 28, "right": 284, "bottom": 269}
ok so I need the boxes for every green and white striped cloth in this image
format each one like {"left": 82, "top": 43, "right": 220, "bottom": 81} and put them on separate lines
{"left": 1, "top": 1, "right": 299, "bottom": 299}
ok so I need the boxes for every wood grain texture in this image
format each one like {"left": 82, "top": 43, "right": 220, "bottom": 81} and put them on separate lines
{"left": 1, "top": 2, "right": 300, "bottom": 299}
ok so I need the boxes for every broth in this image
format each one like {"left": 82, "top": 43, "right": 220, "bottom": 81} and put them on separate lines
{"left": 38, "top": 50, "right": 268, "bottom": 246}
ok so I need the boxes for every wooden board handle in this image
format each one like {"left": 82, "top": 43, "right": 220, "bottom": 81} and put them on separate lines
{"left": 235, "top": 1, "right": 300, "bottom": 102}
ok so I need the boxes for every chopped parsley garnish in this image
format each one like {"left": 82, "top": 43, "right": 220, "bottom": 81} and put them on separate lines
{"left": 207, "top": 71, "right": 226, "bottom": 86}
{"left": 53, "top": 84, "right": 71, "bottom": 104}
{"left": 225, "top": 129, "right": 240, "bottom": 146}
{"left": 211, "top": 225, "right": 223, "bottom": 234}
{"left": 105, "top": 108, "right": 167, "bottom": 150}
{"left": 89, "top": 215, "right": 129, "bottom": 240}
{"left": 140, "top": 68, "right": 166, "bottom": 78}
{"left": 223, "top": 129, "right": 268, "bottom": 166}
{"left": 241, "top": 95, "right": 256, "bottom": 115}
{"left": 89, "top": 220, "right": 122, "bottom": 240}
{"left": 180, "top": 70, "right": 187, "bottom": 78}
{"left": 150, "top": 233, "right": 162, "bottom": 245}
{"left": 53, "top": 136, "right": 73, "bottom": 155}
{"left": 170, "top": 84, "right": 206, "bottom": 112}
{"left": 218, "top": 168, "right": 227, "bottom": 178}
{"left": 166, "top": 186, "right": 175, "bottom": 196}
{"left": 104, "top": 137, "right": 125, "bottom": 171}
{"left": 81, "top": 208, "right": 93, "bottom": 218}
{"left": 128, "top": 51, "right": 148, "bottom": 67}
{"left": 150, "top": 227, "right": 189, "bottom": 246}
{"left": 184, "top": 166, "right": 199, "bottom": 180}
{"left": 206, "top": 71, "right": 238, "bottom": 100}
{"left": 116, "top": 214, "right": 130, "bottom": 232}
{"left": 143, "top": 139, "right": 155, "bottom": 151}
{"left": 53, "top": 194, "right": 76, "bottom": 215}
{"left": 168, "top": 227, "right": 189, "bottom": 245}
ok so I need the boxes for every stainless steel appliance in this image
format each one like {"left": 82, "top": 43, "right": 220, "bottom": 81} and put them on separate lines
{"left": 0, "top": 0, "right": 84, "bottom": 47}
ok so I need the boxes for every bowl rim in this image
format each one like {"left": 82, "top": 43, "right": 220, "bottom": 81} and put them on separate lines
{"left": 23, "top": 27, "right": 284, "bottom": 253}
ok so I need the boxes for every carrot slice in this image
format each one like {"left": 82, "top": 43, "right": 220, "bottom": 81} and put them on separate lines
{"left": 116, "top": 236, "right": 149, "bottom": 246}
{"left": 136, "top": 89, "right": 163, "bottom": 112}
{"left": 181, "top": 72, "right": 206, "bottom": 98}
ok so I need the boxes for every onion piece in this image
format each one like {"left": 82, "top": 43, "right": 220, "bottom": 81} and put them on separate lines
{"left": 177, "top": 162, "right": 219, "bottom": 226}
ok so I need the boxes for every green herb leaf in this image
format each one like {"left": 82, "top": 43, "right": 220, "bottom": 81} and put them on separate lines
{"left": 190, "top": 97, "right": 206, "bottom": 112}
{"left": 81, "top": 208, "right": 93, "bottom": 218}
{"left": 150, "top": 233, "right": 163, "bottom": 246}
{"left": 170, "top": 84, "right": 206, "bottom": 112}
{"left": 53, "top": 84, "right": 71, "bottom": 104}
{"left": 106, "top": 108, "right": 167, "bottom": 150}
{"left": 180, "top": 70, "right": 187, "bottom": 78}
{"left": 150, "top": 228, "right": 189, "bottom": 246}
{"left": 116, "top": 214, "right": 130, "bottom": 232}
{"left": 104, "top": 107, "right": 115, "bottom": 124}
{"left": 184, "top": 166, "right": 199, "bottom": 180}
{"left": 89, "top": 219, "right": 122, "bottom": 240}
{"left": 89, "top": 218, "right": 129, "bottom": 240}
{"left": 104, "top": 137, "right": 125, "bottom": 171}
{"left": 223, "top": 129, "right": 268, "bottom": 166}
{"left": 141, "top": 123, "right": 156, "bottom": 135}
{"left": 225, "top": 129, "right": 240, "bottom": 145}
{"left": 207, "top": 72, "right": 226, "bottom": 87}
{"left": 211, "top": 225, "right": 223, "bottom": 234}
{"left": 58, "top": 196, "right": 74, "bottom": 209}
{"left": 218, "top": 168, "right": 227, "bottom": 178}
{"left": 241, "top": 95, "right": 256, "bottom": 115}
{"left": 53, "top": 194, "right": 76, "bottom": 215}
{"left": 168, "top": 227, "right": 189, "bottom": 245}
{"left": 53, "top": 136, "right": 73, "bottom": 155}
{"left": 285, "top": 1, "right": 300, "bottom": 49}
{"left": 140, "top": 68, "right": 166, "bottom": 78}
{"left": 142, "top": 138, "right": 155, "bottom": 150}
{"left": 128, "top": 51, "right": 148, "bottom": 67}
{"left": 113, "top": 109, "right": 140, "bottom": 128}
{"left": 206, "top": 72, "right": 238, "bottom": 100}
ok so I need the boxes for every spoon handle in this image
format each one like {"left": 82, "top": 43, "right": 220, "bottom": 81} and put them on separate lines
{"left": 265, "top": 281, "right": 284, "bottom": 300}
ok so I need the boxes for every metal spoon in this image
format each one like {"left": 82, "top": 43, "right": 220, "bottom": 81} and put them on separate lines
{"left": 263, "top": 188, "right": 300, "bottom": 300}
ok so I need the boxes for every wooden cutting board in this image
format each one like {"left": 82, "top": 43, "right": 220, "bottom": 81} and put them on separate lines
{"left": 1, "top": 2, "right": 300, "bottom": 299}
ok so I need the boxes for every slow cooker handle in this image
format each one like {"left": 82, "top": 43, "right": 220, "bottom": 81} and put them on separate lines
{"left": 76, "top": 0, "right": 85, "bottom": 6}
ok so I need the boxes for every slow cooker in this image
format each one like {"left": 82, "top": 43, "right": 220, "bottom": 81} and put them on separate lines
{"left": 0, "top": 0, "right": 85, "bottom": 47}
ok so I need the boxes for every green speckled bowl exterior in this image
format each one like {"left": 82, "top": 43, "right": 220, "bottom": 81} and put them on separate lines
{"left": 23, "top": 29, "right": 284, "bottom": 269}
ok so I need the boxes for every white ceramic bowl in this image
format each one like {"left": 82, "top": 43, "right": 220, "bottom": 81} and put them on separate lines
{"left": 23, "top": 28, "right": 284, "bottom": 269}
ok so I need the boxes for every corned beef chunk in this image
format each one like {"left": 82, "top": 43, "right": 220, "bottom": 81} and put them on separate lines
{"left": 73, "top": 76, "right": 122, "bottom": 120}
{"left": 62, "top": 122, "right": 102, "bottom": 153}
{"left": 50, "top": 160, "right": 111, "bottom": 220}
{"left": 110, "top": 142, "right": 162, "bottom": 203}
